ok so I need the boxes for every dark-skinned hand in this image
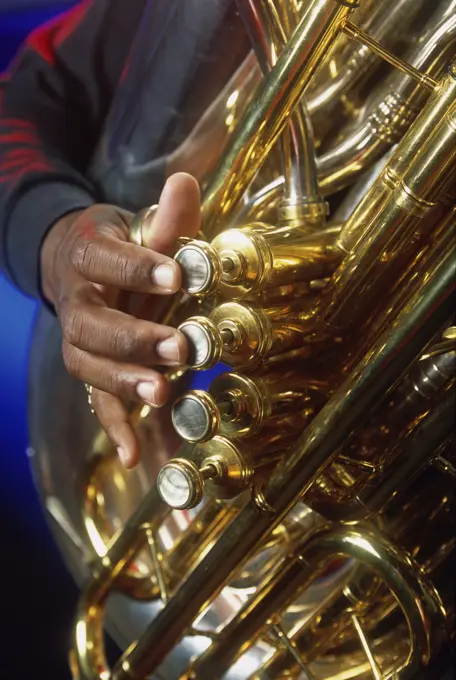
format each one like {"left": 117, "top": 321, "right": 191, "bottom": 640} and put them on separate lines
{"left": 40, "top": 173, "right": 201, "bottom": 469}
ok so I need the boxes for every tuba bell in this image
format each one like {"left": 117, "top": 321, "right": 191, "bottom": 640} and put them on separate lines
{"left": 28, "top": 0, "right": 455, "bottom": 678}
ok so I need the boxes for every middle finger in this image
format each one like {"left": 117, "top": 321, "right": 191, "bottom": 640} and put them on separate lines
{"left": 61, "top": 298, "right": 188, "bottom": 366}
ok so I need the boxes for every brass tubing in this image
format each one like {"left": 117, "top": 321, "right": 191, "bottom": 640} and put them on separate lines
{"left": 184, "top": 526, "right": 447, "bottom": 680}
{"left": 349, "top": 216, "right": 456, "bottom": 365}
{"left": 73, "top": 522, "right": 147, "bottom": 680}
{"left": 321, "top": 78, "right": 456, "bottom": 332}
{"left": 236, "top": 20, "right": 456, "bottom": 206}
{"left": 306, "top": 0, "right": 428, "bottom": 117}
{"left": 338, "top": 61, "right": 456, "bottom": 254}
{"left": 343, "top": 22, "right": 438, "bottom": 92}
{"left": 359, "top": 392, "right": 456, "bottom": 515}
{"left": 230, "top": 10, "right": 456, "bottom": 219}
{"left": 230, "top": 176, "right": 284, "bottom": 226}
{"left": 253, "top": 570, "right": 379, "bottom": 679}
{"left": 318, "top": 11, "right": 456, "bottom": 199}
{"left": 164, "top": 501, "right": 237, "bottom": 591}
{"left": 236, "top": 0, "right": 327, "bottom": 223}
{"left": 328, "top": 339, "right": 456, "bottom": 494}
{"left": 201, "top": 0, "right": 359, "bottom": 239}
{"left": 104, "top": 236, "right": 455, "bottom": 679}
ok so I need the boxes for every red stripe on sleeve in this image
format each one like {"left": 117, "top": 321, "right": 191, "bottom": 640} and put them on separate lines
{"left": 24, "top": 1, "right": 94, "bottom": 65}
{"left": 55, "top": 1, "right": 94, "bottom": 47}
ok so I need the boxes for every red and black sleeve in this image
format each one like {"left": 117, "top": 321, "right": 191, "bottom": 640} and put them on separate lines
{"left": 0, "top": 0, "right": 144, "bottom": 300}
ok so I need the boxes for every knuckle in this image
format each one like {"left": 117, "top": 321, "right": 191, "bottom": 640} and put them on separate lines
{"left": 106, "top": 371, "right": 130, "bottom": 398}
{"left": 114, "top": 252, "right": 148, "bottom": 288}
{"left": 62, "top": 341, "right": 83, "bottom": 379}
{"left": 111, "top": 325, "right": 140, "bottom": 361}
{"left": 61, "top": 303, "right": 85, "bottom": 347}
{"left": 69, "top": 239, "right": 97, "bottom": 277}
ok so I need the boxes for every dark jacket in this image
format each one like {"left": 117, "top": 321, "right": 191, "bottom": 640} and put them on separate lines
{"left": 0, "top": 0, "right": 246, "bottom": 301}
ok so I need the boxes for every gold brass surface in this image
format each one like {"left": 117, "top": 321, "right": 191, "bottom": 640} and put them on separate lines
{"left": 176, "top": 223, "right": 342, "bottom": 299}
{"left": 29, "top": 1, "right": 456, "bottom": 678}
{"left": 201, "top": 0, "right": 360, "bottom": 239}
{"left": 70, "top": 215, "right": 455, "bottom": 679}
{"left": 173, "top": 369, "right": 326, "bottom": 442}
{"left": 181, "top": 299, "right": 320, "bottom": 370}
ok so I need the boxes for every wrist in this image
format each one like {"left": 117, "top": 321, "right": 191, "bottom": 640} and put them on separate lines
{"left": 40, "top": 209, "right": 85, "bottom": 307}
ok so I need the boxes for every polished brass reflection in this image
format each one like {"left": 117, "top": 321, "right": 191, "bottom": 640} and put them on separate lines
{"left": 158, "top": 430, "right": 301, "bottom": 510}
{"left": 175, "top": 223, "right": 342, "bottom": 299}
{"left": 180, "top": 299, "right": 321, "bottom": 371}
{"left": 173, "top": 369, "right": 327, "bottom": 442}
{"left": 32, "top": 1, "right": 456, "bottom": 678}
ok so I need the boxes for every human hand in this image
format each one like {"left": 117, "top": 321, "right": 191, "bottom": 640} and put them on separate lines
{"left": 40, "top": 173, "right": 201, "bottom": 468}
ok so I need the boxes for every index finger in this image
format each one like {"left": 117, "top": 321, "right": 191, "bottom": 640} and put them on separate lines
{"left": 69, "top": 235, "right": 183, "bottom": 293}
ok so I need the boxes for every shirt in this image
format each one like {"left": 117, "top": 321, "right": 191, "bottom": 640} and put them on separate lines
{"left": 0, "top": 0, "right": 247, "bottom": 301}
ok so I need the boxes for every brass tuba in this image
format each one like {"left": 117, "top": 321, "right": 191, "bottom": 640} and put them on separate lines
{"left": 28, "top": 0, "right": 455, "bottom": 678}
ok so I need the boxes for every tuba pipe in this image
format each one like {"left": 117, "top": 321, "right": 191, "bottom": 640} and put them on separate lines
{"left": 71, "top": 224, "right": 454, "bottom": 678}
{"left": 358, "top": 391, "right": 456, "bottom": 516}
{"left": 236, "top": 0, "right": 328, "bottom": 225}
{"left": 27, "top": 1, "right": 456, "bottom": 677}
{"left": 200, "top": 0, "right": 359, "bottom": 238}
{"left": 317, "top": 2, "right": 456, "bottom": 195}
{"left": 182, "top": 525, "right": 448, "bottom": 680}
{"left": 316, "top": 66, "right": 456, "bottom": 336}
{"left": 306, "top": 0, "right": 429, "bottom": 117}
{"left": 230, "top": 2, "right": 456, "bottom": 206}
{"left": 337, "top": 58, "right": 456, "bottom": 253}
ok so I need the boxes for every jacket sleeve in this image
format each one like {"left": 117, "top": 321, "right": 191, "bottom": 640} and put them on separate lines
{"left": 0, "top": 0, "right": 144, "bottom": 300}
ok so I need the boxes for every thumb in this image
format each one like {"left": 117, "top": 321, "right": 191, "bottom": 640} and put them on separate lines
{"left": 142, "top": 173, "right": 201, "bottom": 254}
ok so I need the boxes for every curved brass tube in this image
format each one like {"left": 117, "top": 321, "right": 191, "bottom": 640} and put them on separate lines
{"left": 318, "top": 65, "right": 456, "bottom": 331}
{"left": 237, "top": 0, "right": 327, "bottom": 225}
{"left": 318, "top": 4, "right": 456, "bottom": 195}
{"left": 306, "top": 0, "right": 429, "bottom": 120}
{"left": 229, "top": 2, "right": 456, "bottom": 225}
{"left": 183, "top": 525, "right": 448, "bottom": 680}
{"left": 201, "top": 0, "right": 359, "bottom": 239}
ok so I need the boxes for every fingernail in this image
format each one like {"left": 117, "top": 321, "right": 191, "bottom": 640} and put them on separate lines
{"left": 117, "top": 447, "right": 130, "bottom": 467}
{"left": 137, "top": 381, "right": 158, "bottom": 405}
{"left": 153, "top": 263, "right": 177, "bottom": 291}
{"left": 157, "top": 336, "right": 180, "bottom": 362}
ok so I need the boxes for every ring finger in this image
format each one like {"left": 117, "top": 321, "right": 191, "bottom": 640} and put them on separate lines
{"left": 63, "top": 340, "right": 171, "bottom": 406}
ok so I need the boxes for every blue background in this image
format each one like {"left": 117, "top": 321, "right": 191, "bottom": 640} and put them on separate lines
{"left": 0, "top": 2, "right": 78, "bottom": 677}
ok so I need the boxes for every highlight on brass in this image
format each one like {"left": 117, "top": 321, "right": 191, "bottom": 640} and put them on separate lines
{"left": 175, "top": 224, "right": 342, "bottom": 299}
{"left": 32, "top": 1, "right": 456, "bottom": 679}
